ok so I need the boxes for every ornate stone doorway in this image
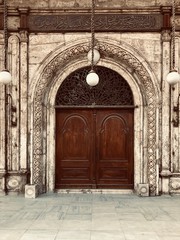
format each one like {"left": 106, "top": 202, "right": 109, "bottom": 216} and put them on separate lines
{"left": 55, "top": 66, "right": 134, "bottom": 189}
{"left": 29, "top": 38, "right": 160, "bottom": 196}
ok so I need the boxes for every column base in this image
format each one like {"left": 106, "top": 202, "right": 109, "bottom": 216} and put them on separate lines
{"left": 137, "top": 183, "right": 149, "bottom": 196}
{"left": 25, "top": 184, "right": 38, "bottom": 198}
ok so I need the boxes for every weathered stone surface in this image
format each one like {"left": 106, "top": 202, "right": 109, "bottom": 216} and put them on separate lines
{"left": 0, "top": 0, "right": 179, "bottom": 196}
{"left": 7, "top": 0, "right": 180, "bottom": 8}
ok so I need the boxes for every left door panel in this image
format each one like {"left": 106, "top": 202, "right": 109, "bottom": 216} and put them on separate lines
{"left": 55, "top": 109, "right": 94, "bottom": 189}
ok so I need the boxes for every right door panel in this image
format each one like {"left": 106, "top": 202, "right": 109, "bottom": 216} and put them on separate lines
{"left": 96, "top": 109, "right": 134, "bottom": 189}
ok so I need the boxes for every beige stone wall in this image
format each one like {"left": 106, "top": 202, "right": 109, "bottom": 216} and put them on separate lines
{"left": 29, "top": 32, "right": 161, "bottom": 84}
{"left": 7, "top": 0, "right": 180, "bottom": 8}
{"left": 0, "top": 0, "right": 180, "bottom": 196}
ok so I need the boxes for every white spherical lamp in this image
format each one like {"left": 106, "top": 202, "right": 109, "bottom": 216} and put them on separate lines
{"left": 0, "top": 69, "right": 12, "bottom": 84}
{"left": 87, "top": 49, "right": 100, "bottom": 64}
{"left": 166, "top": 70, "right": 180, "bottom": 85}
{"left": 86, "top": 70, "right": 99, "bottom": 87}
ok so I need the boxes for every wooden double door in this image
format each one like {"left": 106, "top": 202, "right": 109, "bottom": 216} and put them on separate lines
{"left": 55, "top": 108, "right": 134, "bottom": 189}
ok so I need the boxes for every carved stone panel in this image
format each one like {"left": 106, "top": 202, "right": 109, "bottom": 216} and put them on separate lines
{"left": 170, "top": 177, "right": 180, "bottom": 193}
{"left": 28, "top": 14, "right": 162, "bottom": 32}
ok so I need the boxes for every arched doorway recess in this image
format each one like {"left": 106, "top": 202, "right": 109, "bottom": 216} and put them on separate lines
{"left": 55, "top": 66, "right": 134, "bottom": 189}
{"left": 29, "top": 38, "right": 160, "bottom": 196}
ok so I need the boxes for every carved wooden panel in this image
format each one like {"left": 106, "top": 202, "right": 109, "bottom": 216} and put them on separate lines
{"left": 55, "top": 108, "right": 134, "bottom": 189}
{"left": 55, "top": 66, "right": 134, "bottom": 106}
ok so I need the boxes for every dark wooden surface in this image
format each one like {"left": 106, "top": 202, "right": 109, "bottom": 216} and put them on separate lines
{"left": 55, "top": 108, "right": 134, "bottom": 189}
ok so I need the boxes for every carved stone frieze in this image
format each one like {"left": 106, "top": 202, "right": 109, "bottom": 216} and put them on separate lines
{"left": 32, "top": 41, "right": 158, "bottom": 195}
{"left": 28, "top": 14, "right": 162, "bottom": 32}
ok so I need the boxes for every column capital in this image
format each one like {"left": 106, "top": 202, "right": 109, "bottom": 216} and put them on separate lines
{"left": 161, "top": 30, "right": 171, "bottom": 42}
{"left": 19, "top": 30, "right": 28, "bottom": 43}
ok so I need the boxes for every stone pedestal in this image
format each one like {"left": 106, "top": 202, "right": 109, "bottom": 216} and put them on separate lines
{"left": 137, "top": 183, "right": 149, "bottom": 197}
{"left": 25, "top": 184, "right": 38, "bottom": 198}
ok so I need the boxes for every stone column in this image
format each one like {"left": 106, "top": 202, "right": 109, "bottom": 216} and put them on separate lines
{"left": 6, "top": 35, "right": 20, "bottom": 194}
{"left": 18, "top": 8, "right": 29, "bottom": 178}
{"left": 160, "top": 30, "right": 172, "bottom": 193}
{"left": 0, "top": 38, "right": 6, "bottom": 195}
{"left": 19, "top": 30, "right": 29, "bottom": 181}
{"left": 169, "top": 34, "right": 180, "bottom": 194}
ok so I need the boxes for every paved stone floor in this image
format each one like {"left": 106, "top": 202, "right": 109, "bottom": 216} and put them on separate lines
{"left": 0, "top": 193, "right": 180, "bottom": 240}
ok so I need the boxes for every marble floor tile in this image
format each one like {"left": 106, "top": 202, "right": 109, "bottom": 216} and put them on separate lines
{"left": 150, "top": 221, "right": 180, "bottom": 234}
{"left": 115, "top": 206, "right": 140, "bottom": 213}
{"left": 62, "top": 214, "right": 92, "bottom": 220}
{"left": 168, "top": 213, "right": 180, "bottom": 221}
{"left": 118, "top": 212, "right": 146, "bottom": 221}
{"left": 19, "top": 229, "right": 58, "bottom": 240}
{"left": 157, "top": 235, "right": 180, "bottom": 240}
{"left": 56, "top": 230, "right": 91, "bottom": 239}
{"left": 124, "top": 232, "right": 159, "bottom": 240}
{"left": 92, "top": 219, "right": 121, "bottom": 230}
{"left": 91, "top": 230, "right": 125, "bottom": 240}
{"left": 67, "top": 205, "right": 92, "bottom": 214}
{"left": 37, "top": 211, "right": 64, "bottom": 220}
{"left": 12, "top": 210, "right": 42, "bottom": 220}
{"left": 43, "top": 204, "right": 69, "bottom": 212}
{"left": 120, "top": 221, "right": 154, "bottom": 234}
{"left": 0, "top": 194, "right": 180, "bottom": 240}
{"left": 0, "top": 211, "right": 18, "bottom": 220}
{"left": 92, "top": 212, "right": 118, "bottom": 220}
{"left": 160, "top": 206, "right": 180, "bottom": 214}
{"left": 60, "top": 219, "right": 92, "bottom": 231}
{"left": 0, "top": 220, "right": 34, "bottom": 230}
{"left": 92, "top": 205, "right": 116, "bottom": 213}
{"left": 140, "top": 207, "right": 175, "bottom": 221}
{"left": 0, "top": 229, "right": 26, "bottom": 240}
{"left": 29, "top": 220, "right": 62, "bottom": 230}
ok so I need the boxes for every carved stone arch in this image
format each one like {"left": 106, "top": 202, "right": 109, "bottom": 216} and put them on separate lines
{"left": 31, "top": 39, "right": 160, "bottom": 195}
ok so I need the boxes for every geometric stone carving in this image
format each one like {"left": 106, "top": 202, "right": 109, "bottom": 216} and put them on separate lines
{"left": 170, "top": 178, "right": 180, "bottom": 193}
{"left": 6, "top": 176, "right": 21, "bottom": 195}
{"left": 25, "top": 184, "right": 38, "bottom": 198}
{"left": 137, "top": 183, "right": 149, "bottom": 197}
{"left": 6, "top": 173, "right": 28, "bottom": 194}
{"left": 7, "top": 177, "right": 20, "bottom": 190}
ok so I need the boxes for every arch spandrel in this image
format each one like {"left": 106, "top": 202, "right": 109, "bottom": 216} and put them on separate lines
{"left": 31, "top": 39, "right": 160, "bottom": 195}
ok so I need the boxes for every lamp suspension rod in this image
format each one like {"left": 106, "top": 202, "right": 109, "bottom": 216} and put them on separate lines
{"left": 91, "top": 0, "right": 95, "bottom": 70}
{"left": 171, "top": 0, "right": 176, "bottom": 70}
{"left": 3, "top": 0, "right": 8, "bottom": 69}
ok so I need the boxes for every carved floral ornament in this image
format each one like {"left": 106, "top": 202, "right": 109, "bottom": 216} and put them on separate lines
{"left": 32, "top": 41, "right": 158, "bottom": 195}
